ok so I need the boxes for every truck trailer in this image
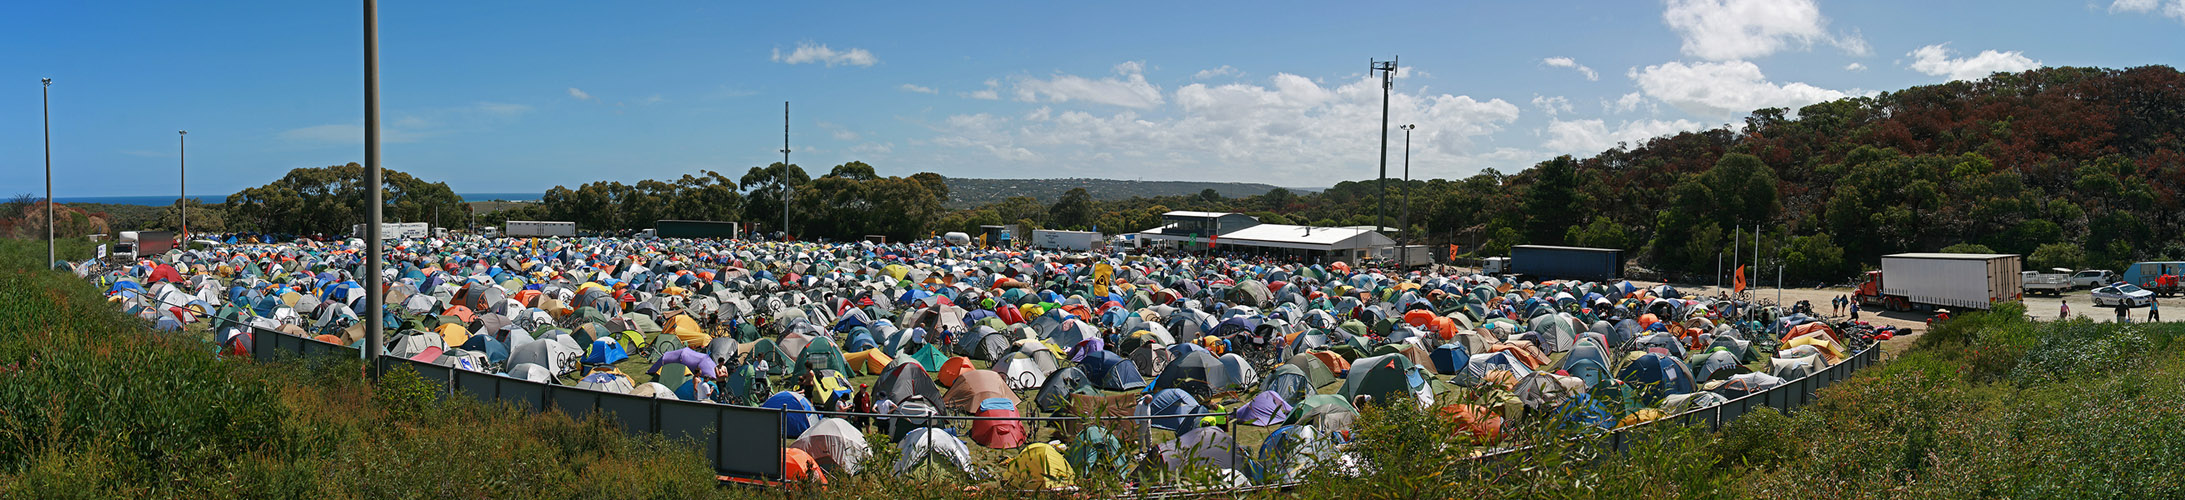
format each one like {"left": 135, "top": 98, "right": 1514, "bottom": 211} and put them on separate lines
{"left": 351, "top": 222, "right": 430, "bottom": 240}
{"left": 653, "top": 220, "right": 739, "bottom": 239}
{"left": 504, "top": 220, "right": 577, "bottom": 237}
{"left": 1508, "top": 245, "right": 1624, "bottom": 282}
{"left": 1030, "top": 229, "right": 1103, "bottom": 251}
{"left": 112, "top": 230, "right": 175, "bottom": 261}
{"left": 1856, "top": 253, "right": 2023, "bottom": 311}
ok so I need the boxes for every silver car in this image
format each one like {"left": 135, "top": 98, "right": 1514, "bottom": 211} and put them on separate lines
{"left": 2092, "top": 283, "right": 2156, "bottom": 308}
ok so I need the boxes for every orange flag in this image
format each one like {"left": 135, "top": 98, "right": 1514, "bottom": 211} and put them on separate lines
{"left": 1448, "top": 244, "right": 1460, "bottom": 260}
{"left": 1734, "top": 265, "right": 1747, "bottom": 293}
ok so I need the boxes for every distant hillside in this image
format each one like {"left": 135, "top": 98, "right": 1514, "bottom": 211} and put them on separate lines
{"left": 942, "top": 177, "right": 1295, "bottom": 208}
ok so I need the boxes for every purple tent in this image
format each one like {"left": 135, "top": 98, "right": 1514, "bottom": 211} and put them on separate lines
{"left": 649, "top": 347, "right": 719, "bottom": 380}
{"left": 1067, "top": 337, "right": 1106, "bottom": 362}
{"left": 1231, "top": 391, "right": 1294, "bottom": 427}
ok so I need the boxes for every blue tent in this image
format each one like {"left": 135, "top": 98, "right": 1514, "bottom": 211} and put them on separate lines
{"left": 1429, "top": 343, "right": 1468, "bottom": 375}
{"left": 459, "top": 335, "right": 510, "bottom": 365}
{"left": 1081, "top": 351, "right": 1146, "bottom": 391}
{"left": 583, "top": 338, "right": 628, "bottom": 365}
{"left": 1615, "top": 353, "right": 1695, "bottom": 406}
{"left": 763, "top": 391, "right": 819, "bottom": 438}
{"left": 1146, "top": 388, "right": 1204, "bottom": 432}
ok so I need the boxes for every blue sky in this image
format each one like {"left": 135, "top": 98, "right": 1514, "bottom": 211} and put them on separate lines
{"left": 3, "top": 0, "right": 2181, "bottom": 197}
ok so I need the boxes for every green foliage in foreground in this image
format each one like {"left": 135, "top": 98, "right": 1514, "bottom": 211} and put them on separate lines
{"left": 0, "top": 238, "right": 715, "bottom": 499}
{"left": 9, "top": 236, "right": 2185, "bottom": 499}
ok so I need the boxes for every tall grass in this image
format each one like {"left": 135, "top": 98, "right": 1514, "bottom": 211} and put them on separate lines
{"left": 0, "top": 238, "right": 716, "bottom": 499}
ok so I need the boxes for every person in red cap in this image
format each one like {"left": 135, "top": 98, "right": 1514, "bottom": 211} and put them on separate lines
{"left": 852, "top": 384, "right": 874, "bottom": 431}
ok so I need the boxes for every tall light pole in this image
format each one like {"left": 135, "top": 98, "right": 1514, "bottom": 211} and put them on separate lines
{"left": 780, "top": 101, "right": 791, "bottom": 240}
{"left": 43, "top": 78, "right": 53, "bottom": 268}
{"left": 1370, "top": 57, "right": 1397, "bottom": 235}
{"left": 178, "top": 130, "right": 187, "bottom": 242}
{"left": 362, "top": 0, "right": 384, "bottom": 377}
{"left": 1400, "top": 123, "right": 1415, "bottom": 243}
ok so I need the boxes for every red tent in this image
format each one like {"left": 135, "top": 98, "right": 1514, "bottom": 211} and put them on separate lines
{"left": 972, "top": 406, "right": 1027, "bottom": 449}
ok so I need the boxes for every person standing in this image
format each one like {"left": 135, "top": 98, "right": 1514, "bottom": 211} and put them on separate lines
{"left": 2061, "top": 301, "right": 2070, "bottom": 320}
{"left": 2151, "top": 301, "right": 2161, "bottom": 322}
{"left": 1849, "top": 301, "right": 1860, "bottom": 322}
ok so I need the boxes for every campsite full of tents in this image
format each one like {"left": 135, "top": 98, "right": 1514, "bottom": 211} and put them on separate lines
{"left": 76, "top": 234, "right": 1894, "bottom": 490}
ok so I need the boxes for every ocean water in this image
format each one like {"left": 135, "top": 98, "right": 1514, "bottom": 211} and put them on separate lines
{"left": 52, "top": 192, "right": 539, "bottom": 206}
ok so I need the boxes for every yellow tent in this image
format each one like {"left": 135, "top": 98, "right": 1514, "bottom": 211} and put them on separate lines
{"left": 845, "top": 348, "right": 892, "bottom": 376}
{"left": 883, "top": 264, "right": 910, "bottom": 280}
{"left": 667, "top": 314, "right": 710, "bottom": 349}
{"left": 436, "top": 323, "right": 471, "bottom": 347}
{"left": 1000, "top": 443, "right": 1073, "bottom": 490}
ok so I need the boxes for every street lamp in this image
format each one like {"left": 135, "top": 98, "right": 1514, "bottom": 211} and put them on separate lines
{"left": 1400, "top": 123, "right": 1415, "bottom": 243}
{"left": 179, "top": 130, "right": 187, "bottom": 242}
{"left": 42, "top": 78, "right": 53, "bottom": 268}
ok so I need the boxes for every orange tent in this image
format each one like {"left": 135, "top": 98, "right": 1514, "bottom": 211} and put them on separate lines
{"left": 1440, "top": 404, "right": 1504, "bottom": 445}
{"left": 435, "top": 323, "right": 471, "bottom": 347}
{"left": 938, "top": 356, "right": 977, "bottom": 387}
{"left": 1402, "top": 309, "right": 1436, "bottom": 328}
{"left": 1487, "top": 343, "right": 1549, "bottom": 369}
{"left": 782, "top": 447, "right": 828, "bottom": 484}
{"left": 1308, "top": 351, "right": 1351, "bottom": 375}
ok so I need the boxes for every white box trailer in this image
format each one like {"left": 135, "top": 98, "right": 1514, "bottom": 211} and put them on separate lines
{"left": 1860, "top": 253, "right": 2023, "bottom": 311}
{"left": 1031, "top": 230, "right": 1103, "bottom": 251}
{"left": 352, "top": 222, "right": 430, "bottom": 240}
{"left": 504, "top": 220, "right": 577, "bottom": 237}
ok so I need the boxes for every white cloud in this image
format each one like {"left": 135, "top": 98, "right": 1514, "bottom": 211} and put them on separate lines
{"left": 1543, "top": 118, "right": 1711, "bottom": 155}
{"left": 1193, "top": 65, "right": 1240, "bottom": 79}
{"left": 770, "top": 42, "right": 879, "bottom": 67}
{"left": 642, "top": 94, "right": 665, "bottom": 105}
{"left": 899, "top": 83, "right": 937, "bottom": 94}
{"left": 1011, "top": 61, "right": 1165, "bottom": 109}
{"left": 1906, "top": 43, "right": 2042, "bottom": 81}
{"left": 1542, "top": 57, "right": 1599, "bottom": 81}
{"left": 566, "top": 88, "right": 592, "bottom": 100}
{"left": 850, "top": 142, "right": 894, "bottom": 155}
{"left": 926, "top": 70, "right": 1524, "bottom": 183}
{"left": 474, "top": 102, "right": 532, "bottom": 115}
{"left": 1604, "top": 92, "right": 1651, "bottom": 114}
{"left": 278, "top": 124, "right": 422, "bottom": 145}
{"left": 818, "top": 121, "right": 861, "bottom": 141}
{"left": 961, "top": 79, "right": 1000, "bottom": 100}
{"left": 1530, "top": 95, "right": 1574, "bottom": 116}
{"left": 1662, "top": 0, "right": 1868, "bottom": 61}
{"left": 1844, "top": 62, "right": 1866, "bottom": 71}
{"left": 1632, "top": 60, "right": 1865, "bottom": 119}
{"left": 2110, "top": 0, "right": 2185, "bottom": 22}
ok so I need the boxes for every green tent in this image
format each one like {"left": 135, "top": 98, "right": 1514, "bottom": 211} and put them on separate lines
{"left": 1340, "top": 354, "right": 1427, "bottom": 405}
{"left": 749, "top": 338, "right": 792, "bottom": 376}
{"left": 909, "top": 342, "right": 949, "bottom": 373}
{"left": 791, "top": 336, "right": 852, "bottom": 378}
{"left": 1282, "top": 353, "right": 1339, "bottom": 388}
{"left": 1286, "top": 394, "right": 1356, "bottom": 426}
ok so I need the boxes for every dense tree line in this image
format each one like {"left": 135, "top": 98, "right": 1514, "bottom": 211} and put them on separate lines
{"left": 200, "top": 65, "right": 2185, "bottom": 286}
{"left": 224, "top": 163, "right": 465, "bottom": 236}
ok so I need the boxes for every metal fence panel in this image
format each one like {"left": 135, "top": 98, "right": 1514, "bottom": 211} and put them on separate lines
{"left": 454, "top": 369, "right": 499, "bottom": 400}
{"left": 596, "top": 392, "right": 655, "bottom": 434}
{"left": 550, "top": 386, "right": 596, "bottom": 420}
{"left": 659, "top": 401, "right": 722, "bottom": 468}
{"left": 501, "top": 379, "right": 547, "bottom": 412}
{"left": 719, "top": 406, "right": 785, "bottom": 478}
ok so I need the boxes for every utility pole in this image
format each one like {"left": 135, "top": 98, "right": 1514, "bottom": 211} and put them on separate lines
{"left": 1371, "top": 57, "right": 1397, "bottom": 236}
{"left": 363, "top": 0, "right": 384, "bottom": 378}
{"left": 43, "top": 78, "right": 53, "bottom": 268}
{"left": 1400, "top": 123, "right": 1415, "bottom": 244}
{"left": 178, "top": 130, "right": 187, "bottom": 242}
{"left": 780, "top": 101, "right": 791, "bottom": 240}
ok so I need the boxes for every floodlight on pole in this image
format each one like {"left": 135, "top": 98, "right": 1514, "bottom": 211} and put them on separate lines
{"left": 178, "top": 130, "right": 187, "bottom": 243}
{"left": 43, "top": 78, "right": 53, "bottom": 268}
{"left": 1400, "top": 123, "right": 1415, "bottom": 243}
{"left": 782, "top": 101, "right": 791, "bottom": 240}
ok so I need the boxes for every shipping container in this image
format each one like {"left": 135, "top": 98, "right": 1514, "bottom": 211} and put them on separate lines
{"left": 1509, "top": 245, "right": 1623, "bottom": 282}
{"left": 504, "top": 220, "right": 577, "bottom": 237}
{"left": 1031, "top": 229, "right": 1103, "bottom": 251}
{"left": 653, "top": 220, "right": 739, "bottom": 239}
{"left": 350, "top": 222, "right": 430, "bottom": 240}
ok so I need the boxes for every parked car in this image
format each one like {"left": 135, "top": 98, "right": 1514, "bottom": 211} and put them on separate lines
{"left": 2072, "top": 270, "right": 2117, "bottom": 288}
{"left": 2091, "top": 283, "right": 2156, "bottom": 308}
